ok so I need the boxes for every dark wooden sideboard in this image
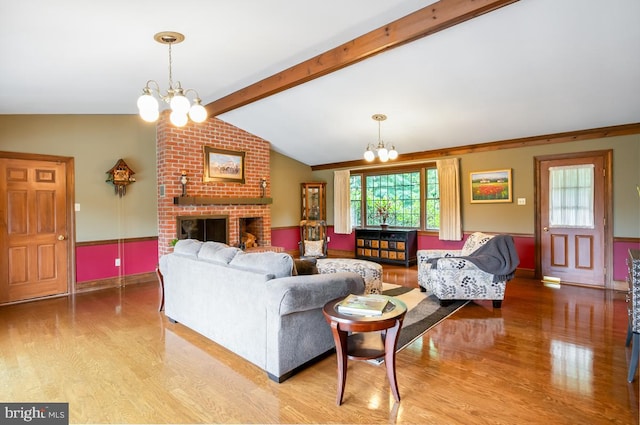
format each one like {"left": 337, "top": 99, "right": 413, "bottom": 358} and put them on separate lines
{"left": 355, "top": 228, "right": 417, "bottom": 267}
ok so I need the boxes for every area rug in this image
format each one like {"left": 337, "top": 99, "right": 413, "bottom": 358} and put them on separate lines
{"left": 368, "top": 283, "right": 468, "bottom": 364}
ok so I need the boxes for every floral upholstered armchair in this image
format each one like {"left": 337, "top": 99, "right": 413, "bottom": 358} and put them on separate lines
{"left": 417, "top": 232, "right": 519, "bottom": 308}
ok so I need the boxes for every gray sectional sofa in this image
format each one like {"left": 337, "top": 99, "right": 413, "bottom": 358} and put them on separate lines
{"left": 159, "top": 239, "right": 365, "bottom": 382}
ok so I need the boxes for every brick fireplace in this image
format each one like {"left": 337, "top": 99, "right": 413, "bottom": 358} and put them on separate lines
{"left": 157, "top": 115, "right": 271, "bottom": 257}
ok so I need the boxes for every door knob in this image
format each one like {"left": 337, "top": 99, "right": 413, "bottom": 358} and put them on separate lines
{"left": 57, "top": 235, "right": 66, "bottom": 241}
{"left": 543, "top": 227, "right": 549, "bottom": 232}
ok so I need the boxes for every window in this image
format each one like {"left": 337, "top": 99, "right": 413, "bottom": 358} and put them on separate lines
{"left": 350, "top": 166, "right": 438, "bottom": 229}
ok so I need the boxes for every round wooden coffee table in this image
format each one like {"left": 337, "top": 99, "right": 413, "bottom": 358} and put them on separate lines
{"left": 322, "top": 295, "right": 407, "bottom": 405}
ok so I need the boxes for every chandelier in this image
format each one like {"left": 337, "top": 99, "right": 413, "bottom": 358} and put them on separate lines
{"left": 363, "top": 114, "right": 398, "bottom": 162}
{"left": 137, "top": 31, "right": 208, "bottom": 127}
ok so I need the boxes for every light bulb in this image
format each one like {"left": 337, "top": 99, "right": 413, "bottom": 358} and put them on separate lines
{"left": 170, "top": 111, "right": 188, "bottom": 127}
{"left": 388, "top": 147, "right": 398, "bottom": 160}
{"left": 377, "top": 147, "right": 388, "bottom": 160}
{"left": 137, "top": 93, "right": 158, "bottom": 114}
{"left": 140, "top": 108, "right": 160, "bottom": 123}
{"left": 188, "top": 102, "right": 207, "bottom": 123}
{"left": 364, "top": 148, "right": 375, "bottom": 162}
{"left": 170, "top": 93, "right": 190, "bottom": 114}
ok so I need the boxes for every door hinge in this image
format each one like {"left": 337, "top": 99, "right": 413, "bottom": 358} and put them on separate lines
{"left": 602, "top": 168, "right": 606, "bottom": 177}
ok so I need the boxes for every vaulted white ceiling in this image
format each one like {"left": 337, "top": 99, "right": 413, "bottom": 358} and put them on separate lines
{"left": 1, "top": 0, "right": 639, "bottom": 166}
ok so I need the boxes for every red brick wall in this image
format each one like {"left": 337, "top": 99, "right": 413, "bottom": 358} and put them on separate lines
{"left": 157, "top": 115, "right": 271, "bottom": 256}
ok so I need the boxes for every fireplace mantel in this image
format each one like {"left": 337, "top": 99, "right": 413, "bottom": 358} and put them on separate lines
{"left": 173, "top": 196, "right": 273, "bottom": 206}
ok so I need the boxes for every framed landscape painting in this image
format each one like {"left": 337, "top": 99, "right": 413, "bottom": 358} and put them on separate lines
{"left": 469, "top": 169, "right": 512, "bottom": 203}
{"left": 203, "top": 146, "right": 245, "bottom": 183}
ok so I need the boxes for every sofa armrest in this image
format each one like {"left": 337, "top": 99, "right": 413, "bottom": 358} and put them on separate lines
{"left": 417, "top": 249, "right": 462, "bottom": 261}
{"left": 425, "top": 257, "right": 483, "bottom": 271}
{"left": 266, "top": 272, "right": 365, "bottom": 316}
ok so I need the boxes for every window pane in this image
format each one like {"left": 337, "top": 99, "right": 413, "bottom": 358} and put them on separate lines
{"left": 350, "top": 175, "right": 362, "bottom": 227}
{"left": 365, "top": 172, "right": 420, "bottom": 227}
{"left": 549, "top": 164, "right": 594, "bottom": 228}
{"left": 425, "top": 168, "right": 440, "bottom": 230}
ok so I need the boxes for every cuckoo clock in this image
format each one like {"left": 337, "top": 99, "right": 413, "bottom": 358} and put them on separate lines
{"left": 106, "top": 159, "right": 136, "bottom": 197}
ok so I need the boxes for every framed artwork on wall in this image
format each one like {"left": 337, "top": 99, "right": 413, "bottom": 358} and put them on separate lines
{"left": 203, "top": 146, "right": 245, "bottom": 183}
{"left": 469, "top": 169, "right": 512, "bottom": 203}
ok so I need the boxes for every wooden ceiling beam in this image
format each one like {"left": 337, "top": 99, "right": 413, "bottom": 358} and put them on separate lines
{"left": 205, "top": 0, "right": 519, "bottom": 116}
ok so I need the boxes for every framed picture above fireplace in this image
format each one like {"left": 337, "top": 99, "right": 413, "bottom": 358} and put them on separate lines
{"left": 203, "top": 146, "right": 245, "bottom": 183}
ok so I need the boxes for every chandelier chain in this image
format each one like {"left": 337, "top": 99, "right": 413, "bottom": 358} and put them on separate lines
{"left": 168, "top": 42, "right": 174, "bottom": 89}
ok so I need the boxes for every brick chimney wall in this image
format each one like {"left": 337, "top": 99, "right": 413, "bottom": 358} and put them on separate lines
{"left": 157, "top": 115, "right": 271, "bottom": 257}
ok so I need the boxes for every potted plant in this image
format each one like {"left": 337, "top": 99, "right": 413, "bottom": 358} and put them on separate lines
{"left": 375, "top": 199, "right": 392, "bottom": 229}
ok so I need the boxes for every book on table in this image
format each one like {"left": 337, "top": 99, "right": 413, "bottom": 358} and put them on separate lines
{"left": 337, "top": 294, "right": 389, "bottom": 316}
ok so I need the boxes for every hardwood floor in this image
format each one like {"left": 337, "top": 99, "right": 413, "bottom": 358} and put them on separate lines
{"left": 0, "top": 265, "right": 638, "bottom": 424}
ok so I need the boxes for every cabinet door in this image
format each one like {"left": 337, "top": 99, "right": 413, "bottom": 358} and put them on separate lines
{"left": 301, "top": 182, "right": 326, "bottom": 220}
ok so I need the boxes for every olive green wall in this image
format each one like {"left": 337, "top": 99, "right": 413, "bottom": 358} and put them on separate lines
{"left": 458, "top": 135, "right": 639, "bottom": 236}
{"left": 0, "top": 115, "right": 157, "bottom": 242}
{"left": 309, "top": 134, "right": 640, "bottom": 238}
{"left": 2, "top": 115, "right": 638, "bottom": 240}
{"left": 269, "top": 151, "right": 315, "bottom": 227}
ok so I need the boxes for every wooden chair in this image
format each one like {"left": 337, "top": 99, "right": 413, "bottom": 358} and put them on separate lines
{"left": 299, "top": 220, "right": 327, "bottom": 259}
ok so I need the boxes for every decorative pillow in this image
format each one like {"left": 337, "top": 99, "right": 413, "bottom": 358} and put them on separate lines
{"left": 304, "top": 240, "right": 324, "bottom": 257}
{"left": 293, "top": 258, "right": 318, "bottom": 275}
{"left": 461, "top": 232, "right": 493, "bottom": 256}
{"left": 173, "top": 239, "right": 203, "bottom": 257}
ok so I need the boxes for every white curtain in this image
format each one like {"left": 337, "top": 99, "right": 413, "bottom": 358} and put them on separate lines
{"left": 549, "top": 164, "right": 594, "bottom": 228}
{"left": 437, "top": 158, "right": 462, "bottom": 241}
{"left": 333, "top": 170, "right": 352, "bottom": 234}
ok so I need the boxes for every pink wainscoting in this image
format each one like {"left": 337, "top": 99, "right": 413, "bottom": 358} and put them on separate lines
{"left": 614, "top": 240, "right": 640, "bottom": 282}
{"left": 271, "top": 226, "right": 359, "bottom": 252}
{"left": 326, "top": 228, "right": 356, "bottom": 251}
{"left": 416, "top": 233, "right": 536, "bottom": 270}
{"left": 76, "top": 239, "right": 159, "bottom": 283}
{"left": 263, "top": 227, "right": 639, "bottom": 281}
{"left": 271, "top": 227, "right": 300, "bottom": 251}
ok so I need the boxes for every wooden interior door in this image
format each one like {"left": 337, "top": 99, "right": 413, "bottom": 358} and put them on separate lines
{"left": 536, "top": 152, "right": 610, "bottom": 287}
{"left": 0, "top": 157, "right": 70, "bottom": 303}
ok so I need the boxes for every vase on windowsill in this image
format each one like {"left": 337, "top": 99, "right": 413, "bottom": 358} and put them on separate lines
{"left": 380, "top": 223, "right": 389, "bottom": 230}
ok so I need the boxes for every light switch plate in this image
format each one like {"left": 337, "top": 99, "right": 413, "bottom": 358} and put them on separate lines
{"left": 517, "top": 198, "right": 526, "bottom": 205}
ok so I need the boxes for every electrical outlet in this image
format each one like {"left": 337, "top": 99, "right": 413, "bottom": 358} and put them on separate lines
{"left": 327, "top": 236, "right": 331, "bottom": 243}
{"left": 517, "top": 198, "right": 526, "bottom": 205}
{"left": 115, "top": 258, "right": 121, "bottom": 267}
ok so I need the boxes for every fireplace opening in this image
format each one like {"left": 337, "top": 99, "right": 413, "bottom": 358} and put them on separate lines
{"left": 177, "top": 215, "right": 228, "bottom": 244}
{"left": 239, "top": 217, "right": 264, "bottom": 248}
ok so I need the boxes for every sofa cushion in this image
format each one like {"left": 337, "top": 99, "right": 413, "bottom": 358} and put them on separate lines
{"left": 205, "top": 247, "right": 242, "bottom": 265}
{"left": 197, "top": 241, "right": 230, "bottom": 261}
{"left": 230, "top": 251, "right": 294, "bottom": 278}
{"left": 173, "top": 239, "right": 203, "bottom": 258}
